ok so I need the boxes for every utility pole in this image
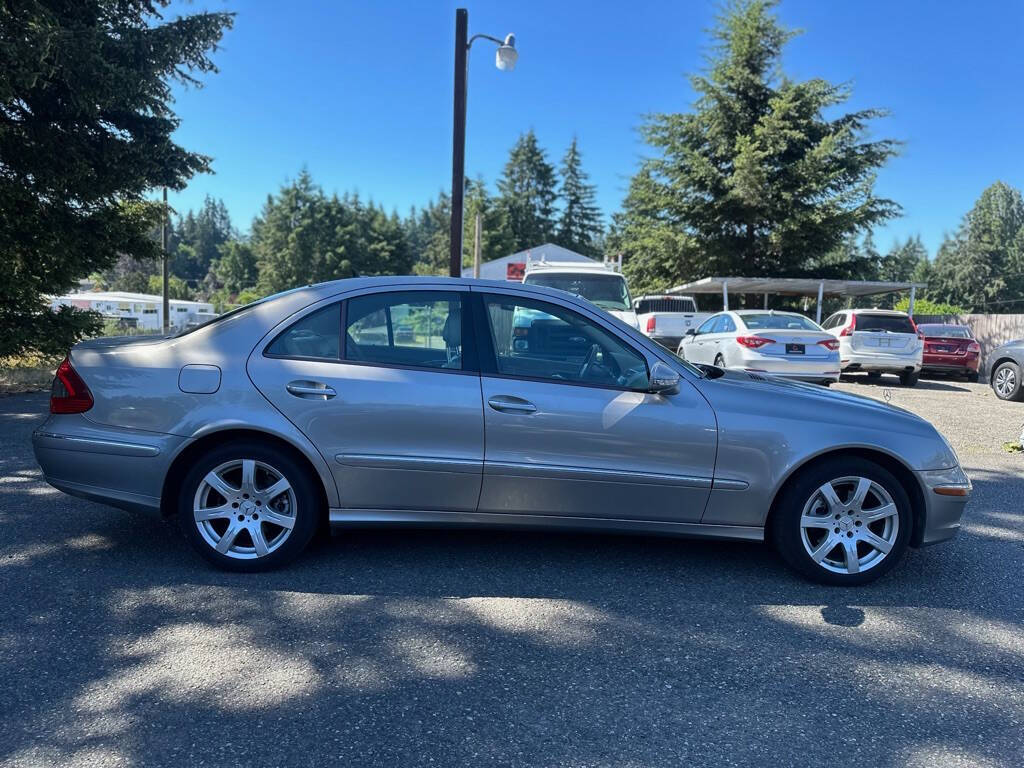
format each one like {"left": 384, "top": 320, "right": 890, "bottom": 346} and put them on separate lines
{"left": 449, "top": 8, "right": 469, "bottom": 278}
{"left": 473, "top": 211, "right": 482, "bottom": 279}
{"left": 161, "top": 187, "right": 169, "bottom": 333}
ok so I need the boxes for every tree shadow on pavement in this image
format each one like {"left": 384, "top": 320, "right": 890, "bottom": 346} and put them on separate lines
{"left": 1, "top": 393, "right": 1021, "bottom": 767}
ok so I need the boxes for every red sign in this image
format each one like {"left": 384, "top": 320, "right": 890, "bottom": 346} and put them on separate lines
{"left": 506, "top": 262, "right": 525, "bottom": 281}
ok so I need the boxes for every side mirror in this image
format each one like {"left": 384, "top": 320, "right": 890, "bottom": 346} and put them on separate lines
{"left": 648, "top": 361, "right": 680, "bottom": 395}
{"left": 684, "top": 328, "right": 696, "bottom": 337}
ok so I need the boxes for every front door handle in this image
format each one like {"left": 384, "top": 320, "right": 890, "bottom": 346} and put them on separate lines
{"left": 286, "top": 381, "right": 337, "bottom": 400}
{"left": 488, "top": 395, "right": 537, "bottom": 414}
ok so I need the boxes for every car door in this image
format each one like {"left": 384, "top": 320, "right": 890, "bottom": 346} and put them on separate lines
{"left": 247, "top": 288, "right": 484, "bottom": 512}
{"left": 473, "top": 290, "right": 717, "bottom": 522}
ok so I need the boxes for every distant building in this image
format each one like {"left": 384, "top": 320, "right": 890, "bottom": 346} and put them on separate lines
{"left": 461, "top": 243, "right": 597, "bottom": 281}
{"left": 50, "top": 291, "right": 216, "bottom": 331}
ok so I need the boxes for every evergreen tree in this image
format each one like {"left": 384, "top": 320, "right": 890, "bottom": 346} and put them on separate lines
{"left": 928, "top": 181, "right": 1024, "bottom": 312}
{"left": 0, "top": 1, "right": 232, "bottom": 356}
{"left": 172, "top": 196, "right": 234, "bottom": 285}
{"left": 214, "top": 241, "right": 259, "bottom": 294}
{"left": 463, "top": 177, "right": 515, "bottom": 269}
{"left": 616, "top": 0, "right": 899, "bottom": 294}
{"left": 880, "top": 236, "right": 928, "bottom": 283}
{"left": 497, "top": 131, "right": 558, "bottom": 251}
{"left": 555, "top": 138, "right": 603, "bottom": 257}
{"left": 411, "top": 192, "right": 453, "bottom": 276}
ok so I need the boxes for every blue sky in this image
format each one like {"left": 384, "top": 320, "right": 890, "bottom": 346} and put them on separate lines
{"left": 165, "top": 0, "right": 1024, "bottom": 257}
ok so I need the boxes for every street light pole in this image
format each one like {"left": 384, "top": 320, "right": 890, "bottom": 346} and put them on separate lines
{"left": 448, "top": 9, "right": 517, "bottom": 278}
{"left": 449, "top": 9, "right": 468, "bottom": 279}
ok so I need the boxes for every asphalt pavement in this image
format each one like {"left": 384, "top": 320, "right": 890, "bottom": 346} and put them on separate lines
{"left": 1, "top": 386, "right": 1021, "bottom": 767}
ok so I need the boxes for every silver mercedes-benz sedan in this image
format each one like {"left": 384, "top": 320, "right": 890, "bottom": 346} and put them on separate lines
{"left": 33, "top": 277, "right": 971, "bottom": 585}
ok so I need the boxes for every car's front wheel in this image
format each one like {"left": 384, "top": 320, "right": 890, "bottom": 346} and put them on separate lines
{"left": 771, "top": 457, "right": 912, "bottom": 585}
{"left": 178, "top": 441, "right": 320, "bottom": 571}
{"left": 991, "top": 361, "right": 1023, "bottom": 401}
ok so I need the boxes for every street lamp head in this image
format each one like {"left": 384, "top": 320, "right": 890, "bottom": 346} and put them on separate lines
{"left": 495, "top": 34, "right": 517, "bottom": 71}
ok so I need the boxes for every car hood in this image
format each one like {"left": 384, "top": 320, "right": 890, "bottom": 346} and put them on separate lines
{"left": 608, "top": 309, "right": 640, "bottom": 329}
{"left": 702, "top": 368, "right": 928, "bottom": 423}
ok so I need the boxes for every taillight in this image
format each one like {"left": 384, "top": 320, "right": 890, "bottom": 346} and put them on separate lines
{"left": 646, "top": 316, "right": 656, "bottom": 333}
{"left": 839, "top": 315, "right": 857, "bottom": 336}
{"left": 967, "top": 341, "right": 980, "bottom": 354}
{"left": 910, "top": 318, "right": 924, "bottom": 340}
{"left": 736, "top": 336, "right": 774, "bottom": 349}
{"left": 50, "top": 357, "right": 93, "bottom": 414}
{"left": 817, "top": 339, "right": 840, "bottom": 351}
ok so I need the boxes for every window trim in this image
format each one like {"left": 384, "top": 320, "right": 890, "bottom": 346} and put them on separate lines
{"left": 262, "top": 288, "right": 478, "bottom": 375}
{"left": 474, "top": 291, "right": 651, "bottom": 394}
{"left": 262, "top": 301, "right": 343, "bottom": 362}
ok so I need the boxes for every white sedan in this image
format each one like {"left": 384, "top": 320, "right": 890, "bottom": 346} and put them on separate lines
{"left": 677, "top": 310, "right": 841, "bottom": 385}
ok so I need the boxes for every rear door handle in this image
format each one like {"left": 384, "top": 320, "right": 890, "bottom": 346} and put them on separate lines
{"left": 286, "top": 381, "right": 337, "bottom": 399}
{"left": 488, "top": 396, "right": 537, "bottom": 414}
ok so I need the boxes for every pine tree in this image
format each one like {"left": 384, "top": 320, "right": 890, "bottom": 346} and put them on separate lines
{"left": 929, "top": 181, "right": 1024, "bottom": 312}
{"left": 497, "top": 131, "right": 557, "bottom": 251}
{"left": 555, "top": 138, "right": 603, "bottom": 257}
{"left": 0, "top": 1, "right": 232, "bottom": 356}
{"left": 615, "top": 0, "right": 899, "bottom": 295}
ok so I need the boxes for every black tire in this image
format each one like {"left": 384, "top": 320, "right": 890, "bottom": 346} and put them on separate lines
{"left": 899, "top": 371, "right": 919, "bottom": 387}
{"left": 178, "top": 440, "right": 321, "bottom": 572}
{"left": 771, "top": 457, "right": 912, "bottom": 586}
{"left": 714, "top": 354, "right": 725, "bottom": 367}
{"left": 991, "top": 361, "right": 1024, "bottom": 401}
{"left": 966, "top": 371, "right": 979, "bottom": 384}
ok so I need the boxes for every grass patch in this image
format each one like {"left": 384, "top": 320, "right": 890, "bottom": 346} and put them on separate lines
{"left": 0, "top": 354, "right": 60, "bottom": 395}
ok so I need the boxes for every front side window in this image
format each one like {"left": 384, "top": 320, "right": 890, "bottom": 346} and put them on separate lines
{"left": 266, "top": 303, "right": 341, "bottom": 360}
{"left": 695, "top": 316, "right": 718, "bottom": 335}
{"left": 482, "top": 295, "right": 649, "bottom": 390}
{"left": 345, "top": 291, "right": 463, "bottom": 370}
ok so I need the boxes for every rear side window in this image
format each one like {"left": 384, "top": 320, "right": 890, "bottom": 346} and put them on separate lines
{"left": 856, "top": 314, "right": 915, "bottom": 333}
{"left": 345, "top": 291, "right": 463, "bottom": 371}
{"left": 265, "top": 304, "right": 340, "bottom": 360}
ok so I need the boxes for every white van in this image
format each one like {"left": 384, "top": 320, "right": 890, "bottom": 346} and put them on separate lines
{"left": 521, "top": 260, "right": 639, "bottom": 329}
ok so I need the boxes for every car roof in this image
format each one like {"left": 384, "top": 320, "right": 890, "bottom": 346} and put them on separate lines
{"left": 732, "top": 309, "right": 809, "bottom": 316}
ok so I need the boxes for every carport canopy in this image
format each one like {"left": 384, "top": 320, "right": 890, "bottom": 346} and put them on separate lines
{"left": 667, "top": 277, "right": 927, "bottom": 324}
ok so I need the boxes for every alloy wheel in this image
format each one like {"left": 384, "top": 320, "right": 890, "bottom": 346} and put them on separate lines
{"left": 193, "top": 459, "right": 297, "bottom": 560}
{"left": 799, "top": 476, "right": 899, "bottom": 575}
{"left": 994, "top": 366, "right": 1016, "bottom": 398}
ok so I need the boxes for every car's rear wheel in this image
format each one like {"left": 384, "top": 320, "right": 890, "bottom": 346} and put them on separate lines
{"left": 899, "top": 371, "right": 919, "bottom": 387}
{"left": 991, "top": 361, "right": 1023, "bottom": 401}
{"left": 771, "top": 457, "right": 912, "bottom": 585}
{"left": 178, "top": 441, "right": 320, "bottom": 571}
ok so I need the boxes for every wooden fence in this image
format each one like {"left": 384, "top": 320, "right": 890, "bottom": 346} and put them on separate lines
{"left": 913, "top": 314, "right": 1024, "bottom": 380}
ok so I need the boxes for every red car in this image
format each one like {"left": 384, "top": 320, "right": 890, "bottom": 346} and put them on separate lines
{"left": 918, "top": 324, "right": 980, "bottom": 382}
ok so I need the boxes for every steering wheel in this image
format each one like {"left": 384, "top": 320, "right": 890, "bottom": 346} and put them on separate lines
{"left": 578, "top": 344, "right": 600, "bottom": 380}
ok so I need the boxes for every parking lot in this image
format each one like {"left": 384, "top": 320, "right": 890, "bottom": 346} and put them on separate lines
{"left": 1, "top": 379, "right": 1021, "bottom": 768}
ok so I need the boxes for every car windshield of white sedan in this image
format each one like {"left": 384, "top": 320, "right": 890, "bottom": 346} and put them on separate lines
{"left": 741, "top": 313, "right": 821, "bottom": 331}
{"left": 524, "top": 273, "right": 632, "bottom": 311}
{"left": 485, "top": 296, "right": 649, "bottom": 389}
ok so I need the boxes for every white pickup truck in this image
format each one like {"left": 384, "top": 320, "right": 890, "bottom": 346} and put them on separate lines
{"left": 634, "top": 294, "right": 710, "bottom": 351}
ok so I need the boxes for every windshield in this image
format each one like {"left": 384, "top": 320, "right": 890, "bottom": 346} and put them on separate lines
{"left": 525, "top": 273, "right": 632, "bottom": 311}
{"left": 918, "top": 324, "right": 971, "bottom": 338}
{"left": 740, "top": 313, "right": 822, "bottom": 331}
{"left": 856, "top": 314, "right": 916, "bottom": 333}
